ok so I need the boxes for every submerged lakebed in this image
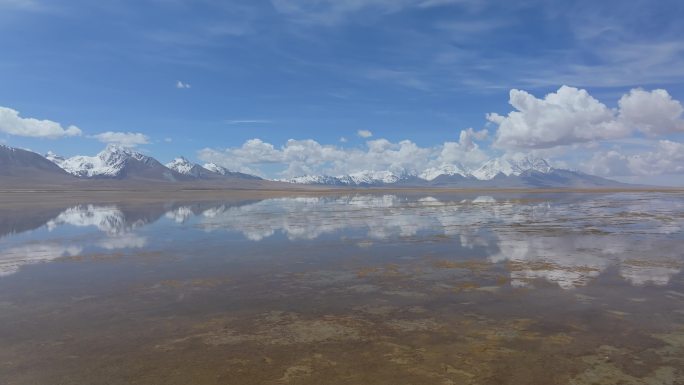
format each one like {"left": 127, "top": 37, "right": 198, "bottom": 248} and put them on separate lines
{"left": 0, "top": 192, "right": 683, "bottom": 384}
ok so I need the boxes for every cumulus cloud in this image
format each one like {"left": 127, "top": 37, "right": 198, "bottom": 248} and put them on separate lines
{"left": 488, "top": 86, "right": 684, "bottom": 150}
{"left": 488, "top": 86, "right": 626, "bottom": 149}
{"left": 357, "top": 129, "right": 373, "bottom": 138}
{"left": 0, "top": 106, "right": 82, "bottom": 139}
{"left": 176, "top": 80, "right": 191, "bottom": 89}
{"left": 436, "top": 128, "right": 489, "bottom": 166}
{"left": 618, "top": 89, "right": 684, "bottom": 136}
{"left": 584, "top": 140, "right": 684, "bottom": 177}
{"left": 92, "top": 131, "right": 150, "bottom": 147}
{"left": 198, "top": 129, "right": 487, "bottom": 178}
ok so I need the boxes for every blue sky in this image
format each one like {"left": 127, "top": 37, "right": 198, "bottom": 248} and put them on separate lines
{"left": 1, "top": 0, "right": 684, "bottom": 184}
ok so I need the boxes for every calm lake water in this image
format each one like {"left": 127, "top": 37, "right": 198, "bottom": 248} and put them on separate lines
{"left": 1, "top": 192, "right": 683, "bottom": 384}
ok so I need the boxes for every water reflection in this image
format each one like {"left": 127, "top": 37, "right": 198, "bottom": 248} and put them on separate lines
{"left": 0, "top": 243, "right": 82, "bottom": 277}
{"left": 0, "top": 193, "right": 682, "bottom": 290}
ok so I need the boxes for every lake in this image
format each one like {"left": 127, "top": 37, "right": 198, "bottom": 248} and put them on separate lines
{"left": 1, "top": 192, "right": 683, "bottom": 384}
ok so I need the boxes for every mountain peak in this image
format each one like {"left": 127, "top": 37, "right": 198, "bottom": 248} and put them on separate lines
{"left": 166, "top": 156, "right": 200, "bottom": 175}
{"left": 284, "top": 156, "right": 558, "bottom": 185}
{"left": 203, "top": 163, "right": 229, "bottom": 175}
{"left": 100, "top": 144, "right": 145, "bottom": 160}
{"left": 419, "top": 163, "right": 468, "bottom": 181}
{"left": 471, "top": 156, "right": 552, "bottom": 180}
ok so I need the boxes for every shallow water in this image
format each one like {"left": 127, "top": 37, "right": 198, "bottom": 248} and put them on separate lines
{"left": 1, "top": 192, "right": 683, "bottom": 384}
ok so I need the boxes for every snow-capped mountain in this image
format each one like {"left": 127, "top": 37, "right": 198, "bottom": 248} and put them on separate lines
{"left": 165, "top": 157, "right": 262, "bottom": 180}
{"left": 202, "top": 163, "right": 261, "bottom": 179}
{"left": 285, "top": 156, "right": 553, "bottom": 185}
{"left": 203, "top": 163, "right": 229, "bottom": 175}
{"left": 46, "top": 145, "right": 183, "bottom": 180}
{"left": 286, "top": 175, "right": 349, "bottom": 185}
{"left": 283, "top": 170, "right": 415, "bottom": 186}
{"left": 345, "top": 170, "right": 406, "bottom": 185}
{"left": 419, "top": 163, "right": 469, "bottom": 181}
{"left": 165, "top": 157, "right": 210, "bottom": 178}
{"left": 280, "top": 155, "right": 618, "bottom": 188}
{"left": 44, "top": 146, "right": 264, "bottom": 182}
{"left": 471, "top": 156, "right": 552, "bottom": 180}
{"left": 0, "top": 143, "right": 626, "bottom": 189}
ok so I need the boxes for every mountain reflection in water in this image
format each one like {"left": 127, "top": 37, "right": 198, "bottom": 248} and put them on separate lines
{"left": 1, "top": 193, "right": 682, "bottom": 289}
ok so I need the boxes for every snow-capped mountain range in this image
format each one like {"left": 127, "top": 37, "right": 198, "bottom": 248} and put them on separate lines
{"left": 0, "top": 144, "right": 625, "bottom": 188}
{"left": 165, "top": 156, "right": 261, "bottom": 180}
{"left": 44, "top": 145, "right": 260, "bottom": 181}
{"left": 279, "top": 155, "right": 624, "bottom": 188}
{"left": 281, "top": 156, "right": 561, "bottom": 186}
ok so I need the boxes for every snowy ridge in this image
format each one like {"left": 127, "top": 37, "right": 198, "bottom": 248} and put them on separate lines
{"left": 43, "top": 146, "right": 261, "bottom": 181}
{"left": 346, "top": 170, "right": 405, "bottom": 184}
{"left": 165, "top": 156, "right": 213, "bottom": 178}
{"left": 471, "top": 156, "right": 552, "bottom": 180}
{"left": 419, "top": 163, "right": 468, "bottom": 180}
{"left": 166, "top": 157, "right": 196, "bottom": 175}
{"left": 285, "top": 156, "right": 555, "bottom": 185}
{"left": 203, "top": 163, "right": 230, "bottom": 175}
{"left": 283, "top": 170, "right": 413, "bottom": 186}
{"left": 46, "top": 144, "right": 151, "bottom": 178}
{"left": 31, "top": 145, "right": 617, "bottom": 187}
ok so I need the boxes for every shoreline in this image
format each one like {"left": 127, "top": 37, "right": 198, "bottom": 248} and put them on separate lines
{"left": 0, "top": 186, "right": 682, "bottom": 208}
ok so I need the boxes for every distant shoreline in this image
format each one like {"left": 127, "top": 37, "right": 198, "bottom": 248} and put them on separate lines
{"left": 1, "top": 186, "right": 682, "bottom": 207}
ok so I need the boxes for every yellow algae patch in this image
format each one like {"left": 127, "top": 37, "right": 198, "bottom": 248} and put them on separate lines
{"left": 621, "top": 259, "right": 683, "bottom": 269}
{"left": 157, "top": 277, "right": 232, "bottom": 289}
{"left": 385, "top": 318, "right": 443, "bottom": 332}
{"left": 454, "top": 282, "right": 480, "bottom": 292}
{"left": 188, "top": 312, "right": 368, "bottom": 347}
{"left": 507, "top": 260, "right": 600, "bottom": 273}
{"left": 433, "top": 259, "right": 491, "bottom": 272}
{"left": 356, "top": 264, "right": 404, "bottom": 278}
{"left": 277, "top": 354, "right": 336, "bottom": 384}
{"left": 356, "top": 266, "right": 379, "bottom": 278}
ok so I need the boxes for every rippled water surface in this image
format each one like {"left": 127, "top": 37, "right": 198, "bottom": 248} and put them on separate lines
{"left": 1, "top": 192, "right": 684, "bottom": 384}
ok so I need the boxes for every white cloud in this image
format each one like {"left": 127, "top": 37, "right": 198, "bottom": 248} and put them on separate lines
{"left": 618, "top": 88, "right": 684, "bottom": 136}
{"left": 583, "top": 140, "right": 684, "bottom": 177}
{"left": 92, "top": 131, "right": 150, "bottom": 147}
{"left": 0, "top": 243, "right": 82, "bottom": 277}
{"left": 98, "top": 234, "right": 147, "bottom": 250}
{"left": 198, "top": 129, "right": 487, "bottom": 178}
{"left": 339, "top": 136, "right": 348, "bottom": 143}
{"left": 489, "top": 86, "right": 684, "bottom": 150}
{"left": 582, "top": 150, "right": 633, "bottom": 177}
{"left": 357, "top": 129, "right": 373, "bottom": 138}
{"left": 0, "top": 106, "right": 82, "bottom": 139}
{"left": 436, "top": 128, "right": 489, "bottom": 166}
{"left": 176, "top": 80, "right": 191, "bottom": 89}
{"left": 488, "top": 86, "right": 626, "bottom": 149}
